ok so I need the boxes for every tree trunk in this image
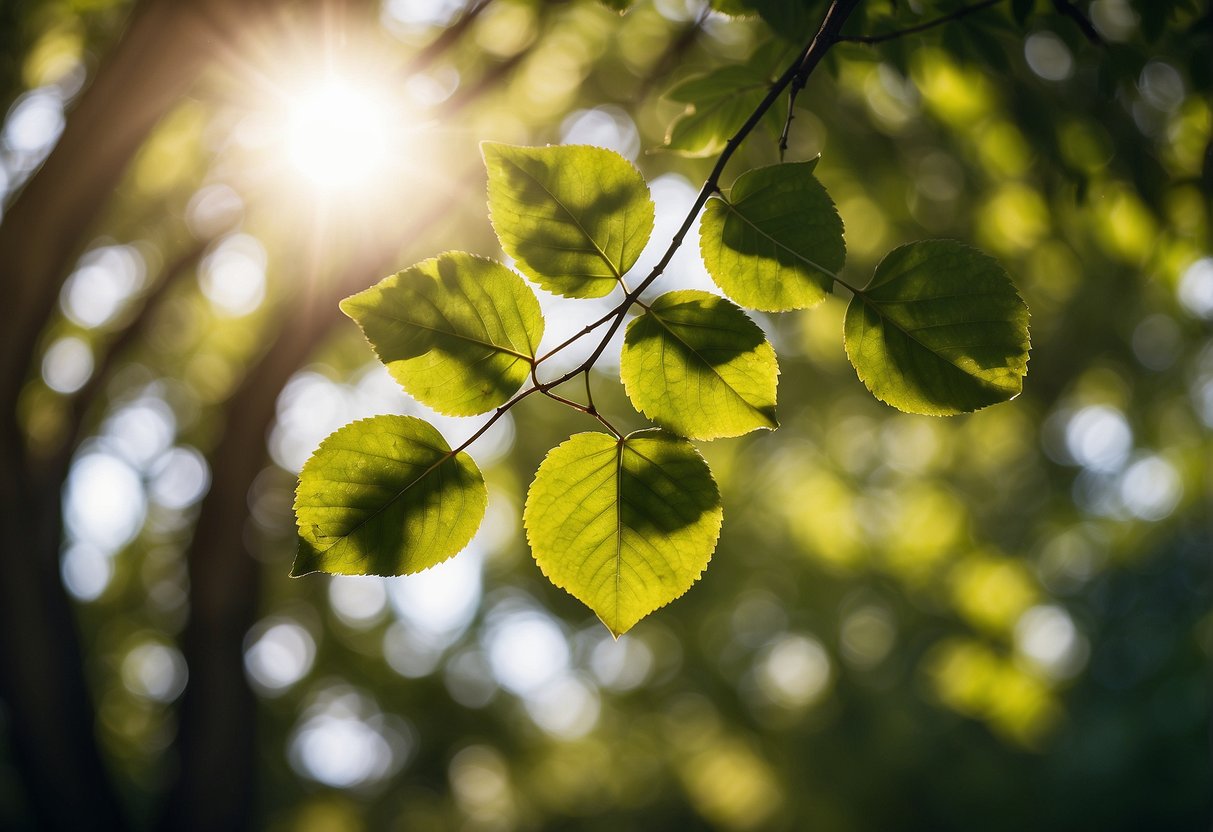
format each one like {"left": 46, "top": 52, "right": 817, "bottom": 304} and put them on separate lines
{"left": 0, "top": 1, "right": 275, "bottom": 827}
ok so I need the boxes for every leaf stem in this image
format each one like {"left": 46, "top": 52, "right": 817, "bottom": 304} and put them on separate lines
{"left": 533, "top": 303, "right": 619, "bottom": 364}
{"left": 542, "top": 388, "right": 622, "bottom": 437}
{"left": 583, "top": 370, "right": 596, "bottom": 412}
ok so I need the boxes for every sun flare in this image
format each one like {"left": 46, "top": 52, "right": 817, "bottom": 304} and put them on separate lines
{"left": 285, "top": 77, "right": 391, "bottom": 190}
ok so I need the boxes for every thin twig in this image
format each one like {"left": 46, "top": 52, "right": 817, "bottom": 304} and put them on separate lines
{"left": 839, "top": 0, "right": 1004, "bottom": 45}
{"left": 778, "top": 85, "right": 796, "bottom": 161}
{"left": 533, "top": 302, "right": 622, "bottom": 364}
{"left": 442, "top": 0, "right": 863, "bottom": 457}
{"left": 583, "top": 369, "right": 596, "bottom": 413}
{"left": 542, "top": 388, "right": 620, "bottom": 436}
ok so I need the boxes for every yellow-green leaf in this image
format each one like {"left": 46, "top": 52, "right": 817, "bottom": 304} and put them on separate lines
{"left": 621, "top": 290, "right": 779, "bottom": 440}
{"left": 340, "top": 253, "right": 543, "bottom": 417}
{"left": 484, "top": 142, "right": 654, "bottom": 298}
{"left": 292, "top": 415, "right": 486, "bottom": 577}
{"left": 700, "top": 160, "right": 844, "bottom": 312}
{"left": 524, "top": 430, "right": 722, "bottom": 636}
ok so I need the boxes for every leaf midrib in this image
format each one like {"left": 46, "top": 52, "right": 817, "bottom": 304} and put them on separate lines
{"left": 613, "top": 439, "right": 624, "bottom": 633}
{"left": 647, "top": 306, "right": 773, "bottom": 425}
{"left": 856, "top": 295, "right": 1020, "bottom": 393}
{"left": 503, "top": 155, "right": 623, "bottom": 281}
{"left": 313, "top": 447, "right": 457, "bottom": 556}
{"left": 368, "top": 307, "right": 533, "bottom": 363}
{"left": 719, "top": 198, "right": 839, "bottom": 282}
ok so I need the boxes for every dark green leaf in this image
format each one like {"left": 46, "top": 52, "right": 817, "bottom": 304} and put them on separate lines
{"left": 663, "top": 59, "right": 780, "bottom": 157}
{"left": 745, "top": 0, "right": 829, "bottom": 43}
{"left": 844, "top": 241, "right": 1031, "bottom": 416}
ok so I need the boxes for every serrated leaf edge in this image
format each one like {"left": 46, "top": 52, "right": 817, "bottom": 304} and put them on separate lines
{"left": 523, "top": 429, "right": 723, "bottom": 637}
{"left": 481, "top": 142, "right": 655, "bottom": 297}
{"left": 621, "top": 291, "right": 780, "bottom": 440}
{"left": 843, "top": 239, "right": 1032, "bottom": 416}
{"left": 340, "top": 252, "right": 542, "bottom": 418}
{"left": 291, "top": 414, "right": 485, "bottom": 577}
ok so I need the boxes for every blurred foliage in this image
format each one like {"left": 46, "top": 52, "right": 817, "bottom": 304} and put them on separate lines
{"left": 1, "top": 0, "right": 1212, "bottom": 829}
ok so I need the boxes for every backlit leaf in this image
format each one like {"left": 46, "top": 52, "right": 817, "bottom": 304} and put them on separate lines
{"left": 524, "top": 430, "right": 723, "bottom": 636}
{"left": 340, "top": 253, "right": 543, "bottom": 417}
{"left": 844, "top": 240, "right": 1030, "bottom": 415}
{"left": 621, "top": 290, "right": 779, "bottom": 439}
{"left": 700, "top": 160, "right": 844, "bottom": 312}
{"left": 292, "top": 415, "right": 486, "bottom": 577}
{"left": 484, "top": 142, "right": 654, "bottom": 298}
{"left": 663, "top": 58, "right": 782, "bottom": 157}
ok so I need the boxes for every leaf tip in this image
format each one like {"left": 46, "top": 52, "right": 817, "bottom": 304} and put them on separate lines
{"left": 479, "top": 139, "right": 506, "bottom": 160}
{"left": 337, "top": 294, "right": 360, "bottom": 321}
{"left": 605, "top": 622, "right": 627, "bottom": 640}
{"left": 289, "top": 545, "right": 318, "bottom": 578}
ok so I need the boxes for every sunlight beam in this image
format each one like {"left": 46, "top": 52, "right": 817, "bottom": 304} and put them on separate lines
{"left": 285, "top": 77, "right": 390, "bottom": 190}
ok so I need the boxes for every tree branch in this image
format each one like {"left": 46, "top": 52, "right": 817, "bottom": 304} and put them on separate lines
{"left": 0, "top": 2, "right": 262, "bottom": 828}
{"left": 157, "top": 9, "right": 552, "bottom": 815}
{"left": 443, "top": 0, "right": 865, "bottom": 459}
{"left": 1051, "top": 0, "right": 1103, "bottom": 44}
{"left": 154, "top": 22, "right": 518, "bottom": 818}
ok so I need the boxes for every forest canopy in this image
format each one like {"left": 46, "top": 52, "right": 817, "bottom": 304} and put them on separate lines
{"left": 0, "top": 0, "right": 1210, "bottom": 830}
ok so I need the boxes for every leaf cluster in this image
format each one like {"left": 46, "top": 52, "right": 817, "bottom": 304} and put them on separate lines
{"left": 294, "top": 136, "right": 1030, "bottom": 635}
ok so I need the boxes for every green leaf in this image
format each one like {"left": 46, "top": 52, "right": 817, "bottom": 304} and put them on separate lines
{"left": 700, "top": 160, "right": 845, "bottom": 312}
{"left": 524, "top": 430, "right": 722, "bottom": 636}
{"left": 292, "top": 415, "right": 486, "bottom": 577}
{"left": 340, "top": 253, "right": 543, "bottom": 417}
{"left": 483, "top": 142, "right": 654, "bottom": 298}
{"left": 663, "top": 59, "right": 781, "bottom": 157}
{"left": 621, "top": 290, "right": 779, "bottom": 440}
{"left": 843, "top": 241, "right": 1031, "bottom": 416}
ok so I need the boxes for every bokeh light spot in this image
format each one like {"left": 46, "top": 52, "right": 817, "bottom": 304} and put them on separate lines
{"left": 244, "top": 618, "right": 317, "bottom": 695}
{"left": 42, "top": 336, "right": 93, "bottom": 394}
{"left": 121, "top": 641, "right": 188, "bottom": 703}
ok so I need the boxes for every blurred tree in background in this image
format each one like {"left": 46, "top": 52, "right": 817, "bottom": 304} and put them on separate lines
{"left": 0, "top": 0, "right": 1209, "bottom": 830}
